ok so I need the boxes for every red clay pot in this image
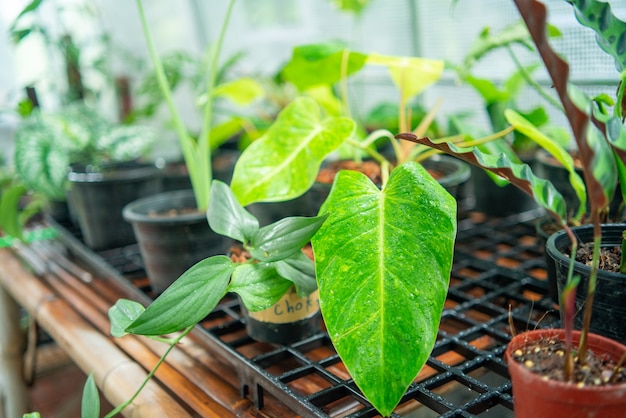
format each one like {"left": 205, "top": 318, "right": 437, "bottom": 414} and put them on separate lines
{"left": 505, "top": 329, "right": 626, "bottom": 418}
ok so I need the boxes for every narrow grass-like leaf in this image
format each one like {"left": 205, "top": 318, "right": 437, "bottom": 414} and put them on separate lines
{"left": 81, "top": 373, "right": 100, "bottom": 418}
{"left": 312, "top": 163, "right": 456, "bottom": 416}
{"left": 126, "top": 256, "right": 234, "bottom": 335}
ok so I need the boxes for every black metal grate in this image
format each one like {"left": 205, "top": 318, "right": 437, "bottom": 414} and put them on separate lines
{"left": 53, "top": 208, "right": 559, "bottom": 417}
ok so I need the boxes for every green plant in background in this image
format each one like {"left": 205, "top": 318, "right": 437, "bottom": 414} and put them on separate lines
{"left": 13, "top": 103, "right": 155, "bottom": 202}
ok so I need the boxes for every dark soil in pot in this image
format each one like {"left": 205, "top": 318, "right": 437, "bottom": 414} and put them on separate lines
{"left": 505, "top": 329, "right": 626, "bottom": 418}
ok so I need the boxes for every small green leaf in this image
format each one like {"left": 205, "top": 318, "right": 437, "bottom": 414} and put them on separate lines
{"left": 229, "top": 263, "right": 292, "bottom": 311}
{"left": 0, "top": 184, "right": 28, "bottom": 240}
{"left": 207, "top": 180, "right": 259, "bottom": 243}
{"left": 108, "top": 299, "right": 146, "bottom": 338}
{"left": 22, "top": 413, "right": 41, "bottom": 418}
{"left": 213, "top": 77, "right": 264, "bottom": 105}
{"left": 231, "top": 97, "right": 355, "bottom": 205}
{"left": 250, "top": 214, "right": 327, "bottom": 262}
{"left": 81, "top": 373, "right": 100, "bottom": 418}
{"left": 274, "top": 251, "right": 317, "bottom": 296}
{"left": 312, "top": 163, "right": 456, "bottom": 416}
{"left": 126, "top": 256, "right": 234, "bottom": 336}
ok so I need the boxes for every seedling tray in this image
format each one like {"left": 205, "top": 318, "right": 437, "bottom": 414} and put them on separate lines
{"left": 51, "top": 208, "right": 558, "bottom": 417}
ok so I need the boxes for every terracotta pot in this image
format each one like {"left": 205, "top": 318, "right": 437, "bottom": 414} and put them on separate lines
{"left": 506, "top": 329, "right": 626, "bottom": 418}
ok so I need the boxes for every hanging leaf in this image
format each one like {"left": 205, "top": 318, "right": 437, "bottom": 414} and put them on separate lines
{"left": 312, "top": 163, "right": 456, "bottom": 416}
{"left": 367, "top": 54, "right": 444, "bottom": 103}
{"left": 274, "top": 251, "right": 317, "bottom": 296}
{"left": 397, "top": 133, "right": 568, "bottom": 223}
{"left": 230, "top": 97, "right": 355, "bottom": 205}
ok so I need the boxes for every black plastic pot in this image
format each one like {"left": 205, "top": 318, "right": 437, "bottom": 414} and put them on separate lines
{"left": 546, "top": 223, "right": 626, "bottom": 344}
{"left": 67, "top": 163, "right": 161, "bottom": 250}
{"left": 469, "top": 164, "right": 538, "bottom": 217}
{"left": 241, "top": 287, "right": 322, "bottom": 345}
{"left": 123, "top": 189, "right": 229, "bottom": 294}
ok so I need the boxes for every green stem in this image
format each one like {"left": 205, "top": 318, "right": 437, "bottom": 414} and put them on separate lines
{"left": 506, "top": 45, "right": 564, "bottom": 113}
{"left": 346, "top": 137, "right": 389, "bottom": 166}
{"left": 616, "top": 70, "right": 626, "bottom": 121}
{"left": 135, "top": 0, "right": 201, "bottom": 207}
{"left": 104, "top": 325, "right": 195, "bottom": 417}
{"left": 577, "top": 216, "right": 601, "bottom": 363}
{"left": 197, "top": 0, "right": 237, "bottom": 210}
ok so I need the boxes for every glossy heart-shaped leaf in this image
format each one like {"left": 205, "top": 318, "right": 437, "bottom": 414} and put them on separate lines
{"left": 208, "top": 180, "right": 259, "bottom": 243}
{"left": 126, "top": 256, "right": 234, "bottom": 336}
{"left": 230, "top": 96, "right": 355, "bottom": 205}
{"left": 229, "top": 263, "right": 292, "bottom": 312}
{"left": 312, "top": 163, "right": 456, "bottom": 416}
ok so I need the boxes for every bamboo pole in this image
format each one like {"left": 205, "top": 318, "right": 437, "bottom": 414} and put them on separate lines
{"left": 0, "top": 248, "right": 191, "bottom": 418}
{"left": 0, "top": 285, "right": 29, "bottom": 418}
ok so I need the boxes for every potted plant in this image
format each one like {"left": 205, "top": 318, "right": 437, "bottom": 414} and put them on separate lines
{"left": 122, "top": 0, "right": 269, "bottom": 293}
{"left": 13, "top": 103, "right": 157, "bottom": 250}
{"left": 398, "top": 0, "right": 626, "bottom": 415}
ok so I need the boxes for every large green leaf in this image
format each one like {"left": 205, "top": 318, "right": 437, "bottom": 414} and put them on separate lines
{"left": 281, "top": 42, "right": 368, "bottom": 91}
{"left": 312, "top": 163, "right": 456, "bottom": 416}
{"left": 125, "top": 256, "right": 234, "bottom": 336}
{"left": 230, "top": 97, "right": 355, "bottom": 205}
